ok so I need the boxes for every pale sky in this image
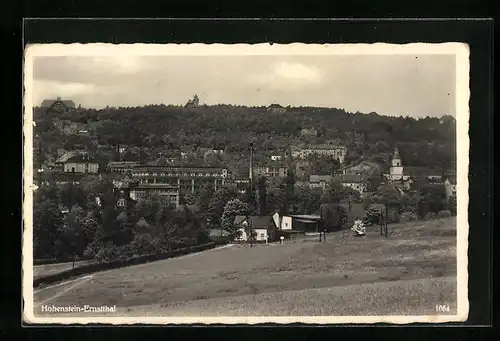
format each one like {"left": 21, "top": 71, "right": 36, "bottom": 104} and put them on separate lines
{"left": 33, "top": 54, "right": 456, "bottom": 118}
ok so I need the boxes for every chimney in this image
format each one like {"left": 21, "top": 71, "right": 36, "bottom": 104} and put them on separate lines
{"left": 249, "top": 143, "right": 254, "bottom": 184}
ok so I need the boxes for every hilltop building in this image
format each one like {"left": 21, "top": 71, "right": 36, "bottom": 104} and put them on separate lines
{"left": 185, "top": 94, "right": 200, "bottom": 108}
{"left": 41, "top": 97, "right": 76, "bottom": 113}
{"left": 267, "top": 103, "right": 286, "bottom": 113}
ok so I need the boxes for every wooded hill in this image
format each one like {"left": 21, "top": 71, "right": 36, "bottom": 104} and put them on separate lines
{"left": 33, "top": 104, "right": 457, "bottom": 175}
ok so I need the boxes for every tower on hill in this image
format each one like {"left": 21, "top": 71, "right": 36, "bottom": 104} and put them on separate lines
{"left": 185, "top": 94, "right": 199, "bottom": 108}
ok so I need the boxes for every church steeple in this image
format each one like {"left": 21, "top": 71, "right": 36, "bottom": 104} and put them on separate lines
{"left": 391, "top": 144, "right": 402, "bottom": 167}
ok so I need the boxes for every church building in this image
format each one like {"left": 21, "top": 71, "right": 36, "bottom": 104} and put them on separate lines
{"left": 384, "top": 145, "right": 442, "bottom": 190}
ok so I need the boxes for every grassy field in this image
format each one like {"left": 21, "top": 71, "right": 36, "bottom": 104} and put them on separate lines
{"left": 34, "top": 260, "right": 91, "bottom": 279}
{"left": 33, "top": 217, "right": 457, "bottom": 317}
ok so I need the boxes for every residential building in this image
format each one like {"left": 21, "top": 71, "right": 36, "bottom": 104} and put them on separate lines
{"left": 233, "top": 215, "right": 275, "bottom": 242}
{"left": 185, "top": 94, "right": 200, "bottom": 108}
{"left": 126, "top": 183, "right": 180, "bottom": 209}
{"left": 253, "top": 165, "right": 288, "bottom": 178}
{"left": 63, "top": 155, "right": 99, "bottom": 174}
{"left": 291, "top": 144, "right": 348, "bottom": 163}
{"left": 35, "top": 171, "right": 85, "bottom": 187}
{"left": 333, "top": 174, "right": 368, "bottom": 194}
{"left": 108, "top": 161, "right": 142, "bottom": 173}
{"left": 41, "top": 97, "right": 76, "bottom": 113}
{"left": 129, "top": 165, "right": 228, "bottom": 193}
{"left": 278, "top": 214, "right": 322, "bottom": 234}
{"left": 444, "top": 175, "right": 457, "bottom": 200}
{"left": 309, "top": 175, "right": 333, "bottom": 190}
{"left": 266, "top": 103, "right": 286, "bottom": 113}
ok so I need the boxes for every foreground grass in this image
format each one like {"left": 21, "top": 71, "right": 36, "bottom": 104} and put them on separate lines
{"left": 34, "top": 217, "right": 457, "bottom": 316}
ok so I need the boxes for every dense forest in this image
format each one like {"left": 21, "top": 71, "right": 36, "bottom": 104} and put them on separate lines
{"left": 33, "top": 104, "right": 457, "bottom": 177}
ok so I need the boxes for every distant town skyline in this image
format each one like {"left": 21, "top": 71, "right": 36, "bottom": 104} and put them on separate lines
{"left": 33, "top": 54, "right": 456, "bottom": 118}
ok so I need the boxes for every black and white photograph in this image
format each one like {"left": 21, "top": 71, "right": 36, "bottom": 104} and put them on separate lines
{"left": 23, "top": 43, "right": 469, "bottom": 324}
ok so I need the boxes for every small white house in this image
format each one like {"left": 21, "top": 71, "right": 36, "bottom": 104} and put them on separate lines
{"left": 233, "top": 215, "right": 273, "bottom": 242}
{"left": 444, "top": 176, "right": 457, "bottom": 199}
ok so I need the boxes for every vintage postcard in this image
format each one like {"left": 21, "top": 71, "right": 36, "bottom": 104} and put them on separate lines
{"left": 23, "top": 42, "right": 469, "bottom": 325}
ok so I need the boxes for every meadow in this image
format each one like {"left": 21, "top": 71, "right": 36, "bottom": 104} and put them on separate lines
{"left": 33, "top": 217, "right": 457, "bottom": 316}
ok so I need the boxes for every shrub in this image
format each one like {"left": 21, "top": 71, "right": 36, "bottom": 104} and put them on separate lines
{"left": 425, "top": 212, "right": 437, "bottom": 220}
{"left": 321, "top": 203, "right": 348, "bottom": 231}
{"left": 400, "top": 212, "right": 418, "bottom": 222}
{"left": 363, "top": 206, "right": 383, "bottom": 226}
{"left": 437, "top": 210, "right": 452, "bottom": 218}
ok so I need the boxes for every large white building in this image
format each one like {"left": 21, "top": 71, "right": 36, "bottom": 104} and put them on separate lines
{"left": 291, "top": 144, "right": 347, "bottom": 163}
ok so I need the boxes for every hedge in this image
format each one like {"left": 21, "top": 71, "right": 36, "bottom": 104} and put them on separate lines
{"left": 33, "top": 240, "right": 228, "bottom": 288}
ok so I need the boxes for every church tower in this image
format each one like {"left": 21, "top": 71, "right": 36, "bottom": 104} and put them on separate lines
{"left": 390, "top": 145, "right": 404, "bottom": 180}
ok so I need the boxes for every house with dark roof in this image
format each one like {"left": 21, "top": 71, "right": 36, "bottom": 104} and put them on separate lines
{"left": 233, "top": 215, "right": 276, "bottom": 242}
{"left": 41, "top": 97, "right": 76, "bottom": 113}
{"left": 63, "top": 154, "right": 99, "bottom": 174}
{"left": 266, "top": 103, "right": 286, "bottom": 113}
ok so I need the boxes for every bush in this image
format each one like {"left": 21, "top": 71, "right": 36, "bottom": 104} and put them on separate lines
{"left": 437, "top": 210, "right": 452, "bottom": 218}
{"left": 94, "top": 242, "right": 130, "bottom": 263}
{"left": 400, "top": 212, "right": 418, "bottom": 222}
{"left": 363, "top": 206, "right": 383, "bottom": 226}
{"left": 321, "top": 204, "right": 348, "bottom": 231}
{"left": 425, "top": 212, "right": 437, "bottom": 220}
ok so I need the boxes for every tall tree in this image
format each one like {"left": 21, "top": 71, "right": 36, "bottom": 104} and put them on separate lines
{"left": 221, "top": 199, "right": 250, "bottom": 237}
{"left": 60, "top": 205, "right": 87, "bottom": 259}
{"left": 206, "top": 186, "right": 237, "bottom": 228}
{"left": 33, "top": 200, "right": 64, "bottom": 259}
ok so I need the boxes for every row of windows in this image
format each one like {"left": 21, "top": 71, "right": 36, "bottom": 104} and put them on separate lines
{"left": 132, "top": 172, "right": 226, "bottom": 177}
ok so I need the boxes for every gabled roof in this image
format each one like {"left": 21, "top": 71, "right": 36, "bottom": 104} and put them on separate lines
{"left": 41, "top": 99, "right": 76, "bottom": 109}
{"left": 135, "top": 217, "right": 150, "bottom": 228}
{"left": 234, "top": 215, "right": 274, "bottom": 229}
{"left": 267, "top": 103, "right": 284, "bottom": 109}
